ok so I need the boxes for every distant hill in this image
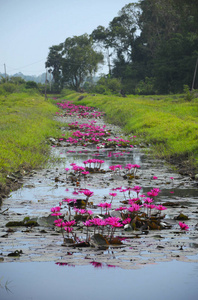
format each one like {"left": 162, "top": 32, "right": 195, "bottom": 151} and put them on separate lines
{"left": 0, "top": 72, "right": 48, "bottom": 84}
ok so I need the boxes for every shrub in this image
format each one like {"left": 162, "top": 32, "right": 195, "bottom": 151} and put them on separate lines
{"left": 135, "top": 77, "right": 156, "bottom": 95}
{"left": 25, "top": 81, "right": 38, "bottom": 89}
{"left": 0, "top": 83, "right": 17, "bottom": 94}
{"left": 183, "top": 85, "right": 195, "bottom": 101}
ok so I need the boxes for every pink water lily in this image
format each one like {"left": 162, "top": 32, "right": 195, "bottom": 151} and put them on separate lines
{"left": 109, "top": 192, "right": 117, "bottom": 197}
{"left": 51, "top": 206, "right": 62, "bottom": 216}
{"left": 132, "top": 186, "right": 142, "bottom": 196}
{"left": 179, "top": 222, "right": 189, "bottom": 231}
{"left": 54, "top": 219, "right": 65, "bottom": 227}
{"left": 64, "top": 220, "right": 76, "bottom": 227}
{"left": 127, "top": 204, "right": 141, "bottom": 213}
{"left": 143, "top": 197, "right": 153, "bottom": 204}
{"left": 122, "top": 218, "right": 131, "bottom": 225}
{"left": 115, "top": 206, "right": 127, "bottom": 211}
{"left": 98, "top": 202, "right": 111, "bottom": 214}
{"left": 64, "top": 226, "right": 73, "bottom": 234}
{"left": 128, "top": 198, "right": 140, "bottom": 205}
{"left": 81, "top": 189, "right": 94, "bottom": 198}
{"left": 155, "top": 205, "right": 167, "bottom": 211}
{"left": 109, "top": 192, "right": 117, "bottom": 203}
{"left": 147, "top": 188, "right": 161, "bottom": 198}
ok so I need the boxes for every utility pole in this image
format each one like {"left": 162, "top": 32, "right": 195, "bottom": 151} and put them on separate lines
{"left": 4, "top": 63, "right": 7, "bottom": 82}
{"left": 191, "top": 57, "right": 198, "bottom": 91}
{"left": 44, "top": 68, "right": 48, "bottom": 100}
{"left": 107, "top": 48, "right": 111, "bottom": 75}
{"left": 49, "top": 69, "right": 52, "bottom": 92}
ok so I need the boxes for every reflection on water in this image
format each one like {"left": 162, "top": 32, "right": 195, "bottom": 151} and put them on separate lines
{"left": 0, "top": 260, "right": 198, "bottom": 300}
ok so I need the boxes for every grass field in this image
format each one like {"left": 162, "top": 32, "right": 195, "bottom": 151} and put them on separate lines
{"left": 0, "top": 90, "right": 66, "bottom": 185}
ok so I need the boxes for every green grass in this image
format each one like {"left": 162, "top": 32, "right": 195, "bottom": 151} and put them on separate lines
{"left": 0, "top": 90, "right": 68, "bottom": 184}
{"left": 60, "top": 91, "right": 198, "bottom": 173}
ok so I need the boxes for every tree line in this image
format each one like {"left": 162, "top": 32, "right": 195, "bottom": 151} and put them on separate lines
{"left": 46, "top": 0, "right": 198, "bottom": 95}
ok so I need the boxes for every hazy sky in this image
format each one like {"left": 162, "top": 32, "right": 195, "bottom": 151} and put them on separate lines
{"left": 0, "top": 0, "right": 138, "bottom": 76}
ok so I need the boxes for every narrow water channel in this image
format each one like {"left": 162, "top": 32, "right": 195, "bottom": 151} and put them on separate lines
{"left": 0, "top": 101, "right": 198, "bottom": 299}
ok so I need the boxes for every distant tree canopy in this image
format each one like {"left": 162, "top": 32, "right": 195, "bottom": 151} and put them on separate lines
{"left": 46, "top": 0, "right": 198, "bottom": 94}
{"left": 46, "top": 34, "right": 103, "bottom": 91}
{"left": 91, "top": 0, "right": 198, "bottom": 94}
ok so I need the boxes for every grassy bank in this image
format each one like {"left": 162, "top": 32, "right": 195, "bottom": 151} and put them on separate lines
{"left": 0, "top": 91, "right": 66, "bottom": 186}
{"left": 60, "top": 90, "right": 198, "bottom": 176}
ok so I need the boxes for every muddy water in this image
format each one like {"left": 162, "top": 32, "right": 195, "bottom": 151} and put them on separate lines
{"left": 0, "top": 108, "right": 198, "bottom": 299}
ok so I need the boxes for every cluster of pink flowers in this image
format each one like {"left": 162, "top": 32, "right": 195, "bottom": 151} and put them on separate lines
{"left": 125, "top": 164, "right": 141, "bottom": 174}
{"left": 51, "top": 101, "right": 190, "bottom": 249}
{"left": 83, "top": 159, "right": 105, "bottom": 169}
{"left": 74, "top": 208, "right": 93, "bottom": 215}
{"left": 56, "top": 101, "right": 104, "bottom": 119}
{"left": 82, "top": 216, "right": 124, "bottom": 231}
{"left": 147, "top": 188, "right": 161, "bottom": 198}
{"left": 55, "top": 102, "right": 135, "bottom": 149}
{"left": 51, "top": 206, "right": 61, "bottom": 216}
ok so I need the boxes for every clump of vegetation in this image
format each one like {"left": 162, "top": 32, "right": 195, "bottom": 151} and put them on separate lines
{"left": 183, "top": 85, "right": 196, "bottom": 101}
{"left": 84, "top": 75, "right": 122, "bottom": 95}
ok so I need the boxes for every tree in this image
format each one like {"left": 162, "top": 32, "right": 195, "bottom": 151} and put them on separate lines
{"left": 46, "top": 34, "right": 103, "bottom": 92}
{"left": 9, "top": 76, "right": 26, "bottom": 85}
{"left": 91, "top": 26, "right": 112, "bottom": 74}
{"left": 45, "top": 43, "right": 64, "bottom": 91}
{"left": 108, "top": 3, "right": 140, "bottom": 61}
{"left": 62, "top": 34, "right": 103, "bottom": 91}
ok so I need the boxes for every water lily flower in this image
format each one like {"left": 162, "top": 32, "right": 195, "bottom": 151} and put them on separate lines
{"left": 64, "top": 220, "right": 76, "bottom": 227}
{"left": 155, "top": 205, "right": 167, "bottom": 211}
{"left": 54, "top": 219, "right": 65, "bottom": 227}
{"left": 128, "top": 198, "right": 140, "bottom": 205}
{"left": 82, "top": 190, "right": 94, "bottom": 198}
{"left": 127, "top": 204, "right": 141, "bottom": 213}
{"left": 179, "top": 222, "right": 189, "bottom": 231}
{"left": 51, "top": 206, "right": 61, "bottom": 212}
{"left": 62, "top": 198, "right": 76, "bottom": 204}
{"left": 51, "top": 206, "right": 62, "bottom": 216}
{"left": 132, "top": 186, "right": 142, "bottom": 196}
{"left": 115, "top": 206, "right": 127, "bottom": 211}
{"left": 147, "top": 188, "right": 161, "bottom": 198}
{"left": 155, "top": 205, "right": 167, "bottom": 216}
{"left": 64, "top": 226, "right": 73, "bottom": 233}
{"left": 122, "top": 218, "right": 131, "bottom": 225}
{"left": 82, "top": 171, "right": 89, "bottom": 175}
{"left": 109, "top": 192, "right": 117, "bottom": 203}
